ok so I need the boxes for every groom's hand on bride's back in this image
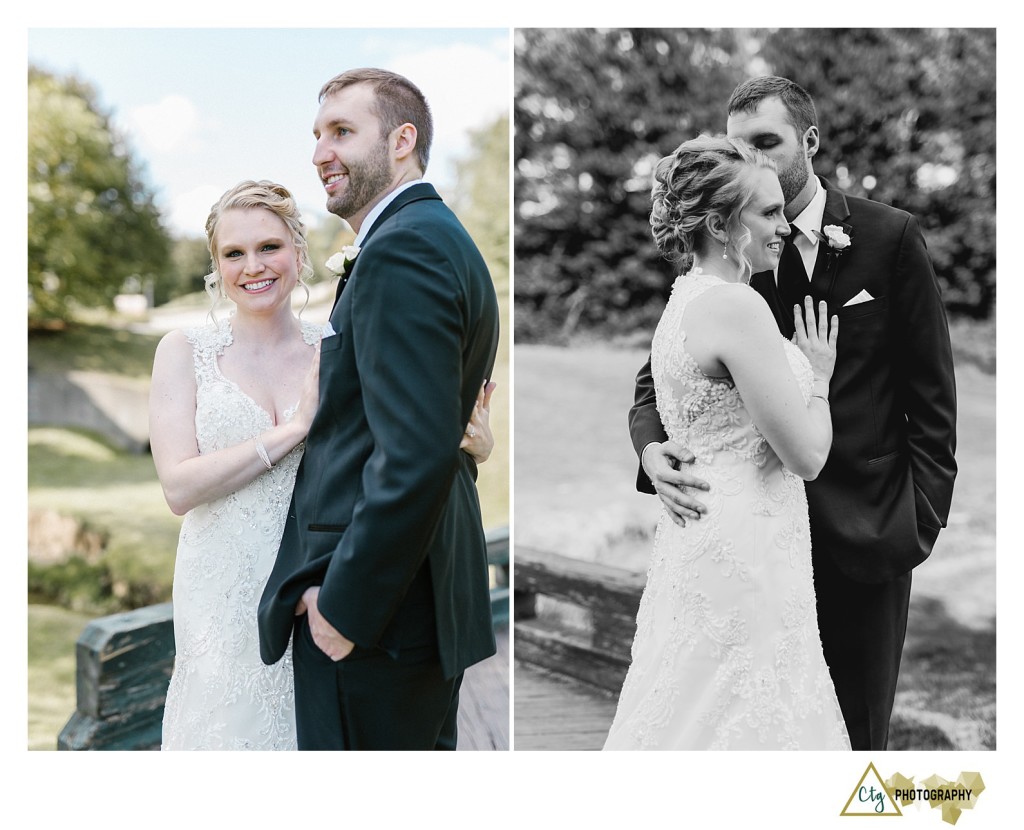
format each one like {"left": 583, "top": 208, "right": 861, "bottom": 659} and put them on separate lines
{"left": 641, "top": 441, "right": 709, "bottom": 527}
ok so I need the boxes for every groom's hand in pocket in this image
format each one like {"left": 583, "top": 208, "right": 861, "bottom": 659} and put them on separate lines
{"left": 641, "top": 441, "right": 709, "bottom": 528}
{"left": 299, "top": 586, "right": 355, "bottom": 661}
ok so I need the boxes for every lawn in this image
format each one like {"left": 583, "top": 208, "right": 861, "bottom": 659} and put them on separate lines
{"left": 514, "top": 341, "right": 995, "bottom": 750}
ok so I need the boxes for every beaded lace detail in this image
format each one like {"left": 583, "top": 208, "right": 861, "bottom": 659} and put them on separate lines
{"left": 604, "top": 271, "right": 850, "bottom": 750}
{"left": 161, "top": 318, "right": 320, "bottom": 750}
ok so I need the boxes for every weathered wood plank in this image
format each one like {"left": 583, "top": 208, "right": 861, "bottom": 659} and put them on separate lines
{"left": 59, "top": 604, "right": 175, "bottom": 750}
{"left": 514, "top": 618, "right": 629, "bottom": 693}
{"left": 514, "top": 545, "right": 645, "bottom": 619}
{"left": 513, "top": 663, "right": 617, "bottom": 751}
{"left": 457, "top": 624, "right": 509, "bottom": 750}
{"left": 74, "top": 603, "right": 175, "bottom": 720}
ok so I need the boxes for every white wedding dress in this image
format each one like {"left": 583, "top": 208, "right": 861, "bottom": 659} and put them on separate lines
{"left": 161, "top": 319, "right": 320, "bottom": 751}
{"left": 604, "top": 271, "right": 850, "bottom": 750}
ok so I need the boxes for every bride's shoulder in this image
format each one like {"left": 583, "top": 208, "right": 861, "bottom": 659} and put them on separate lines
{"left": 692, "top": 280, "right": 765, "bottom": 316}
{"left": 156, "top": 322, "right": 229, "bottom": 362}
{"left": 155, "top": 328, "right": 190, "bottom": 356}
{"left": 689, "top": 282, "right": 777, "bottom": 343}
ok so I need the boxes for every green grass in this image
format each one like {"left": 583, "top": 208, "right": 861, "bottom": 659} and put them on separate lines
{"left": 29, "top": 427, "right": 182, "bottom": 598}
{"left": 28, "top": 322, "right": 162, "bottom": 378}
{"left": 27, "top": 604, "right": 94, "bottom": 751}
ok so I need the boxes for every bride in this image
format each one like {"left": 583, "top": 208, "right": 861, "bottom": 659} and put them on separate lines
{"left": 603, "top": 136, "right": 850, "bottom": 750}
{"left": 150, "top": 180, "right": 494, "bottom": 750}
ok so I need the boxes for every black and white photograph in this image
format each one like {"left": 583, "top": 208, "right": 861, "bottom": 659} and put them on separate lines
{"left": 513, "top": 27, "right": 995, "bottom": 753}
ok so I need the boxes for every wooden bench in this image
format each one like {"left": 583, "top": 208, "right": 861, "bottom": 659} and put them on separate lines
{"left": 59, "top": 526, "right": 510, "bottom": 751}
{"left": 513, "top": 545, "right": 644, "bottom": 694}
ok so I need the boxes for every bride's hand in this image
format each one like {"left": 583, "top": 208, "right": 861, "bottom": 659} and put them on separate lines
{"left": 292, "top": 342, "right": 321, "bottom": 438}
{"left": 793, "top": 296, "right": 838, "bottom": 384}
{"left": 460, "top": 381, "right": 496, "bottom": 463}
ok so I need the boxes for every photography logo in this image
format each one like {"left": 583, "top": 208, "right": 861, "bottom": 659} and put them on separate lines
{"left": 842, "top": 762, "right": 902, "bottom": 816}
{"left": 841, "top": 764, "right": 985, "bottom": 825}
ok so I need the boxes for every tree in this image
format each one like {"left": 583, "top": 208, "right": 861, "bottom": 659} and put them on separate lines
{"left": 453, "top": 114, "right": 510, "bottom": 289}
{"left": 28, "top": 66, "right": 172, "bottom": 325}
{"left": 167, "top": 236, "right": 213, "bottom": 303}
{"left": 514, "top": 28, "right": 748, "bottom": 341}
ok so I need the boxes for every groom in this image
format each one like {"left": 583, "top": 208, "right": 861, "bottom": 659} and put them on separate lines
{"left": 630, "top": 76, "right": 957, "bottom": 750}
{"left": 258, "top": 68, "right": 500, "bottom": 750}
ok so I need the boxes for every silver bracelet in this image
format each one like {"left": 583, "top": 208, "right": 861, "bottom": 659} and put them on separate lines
{"left": 811, "top": 394, "right": 830, "bottom": 407}
{"left": 254, "top": 435, "right": 274, "bottom": 470}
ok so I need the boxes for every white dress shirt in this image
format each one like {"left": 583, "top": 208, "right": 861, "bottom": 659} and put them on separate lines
{"left": 353, "top": 178, "right": 425, "bottom": 247}
{"left": 779, "top": 176, "right": 826, "bottom": 283}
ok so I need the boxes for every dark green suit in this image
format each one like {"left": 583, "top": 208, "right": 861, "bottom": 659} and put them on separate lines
{"left": 258, "top": 183, "right": 499, "bottom": 749}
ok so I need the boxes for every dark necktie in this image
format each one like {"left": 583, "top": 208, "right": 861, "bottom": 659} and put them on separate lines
{"left": 777, "top": 232, "right": 811, "bottom": 312}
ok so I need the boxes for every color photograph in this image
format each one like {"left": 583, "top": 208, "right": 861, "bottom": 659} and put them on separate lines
{"left": 27, "top": 26, "right": 510, "bottom": 753}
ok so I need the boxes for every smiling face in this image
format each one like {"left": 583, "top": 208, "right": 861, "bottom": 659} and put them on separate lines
{"left": 727, "top": 96, "right": 815, "bottom": 216}
{"left": 214, "top": 207, "right": 301, "bottom": 314}
{"left": 733, "top": 166, "right": 790, "bottom": 274}
{"left": 312, "top": 83, "right": 396, "bottom": 228}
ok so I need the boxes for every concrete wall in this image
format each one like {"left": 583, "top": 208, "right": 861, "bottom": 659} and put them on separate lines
{"left": 28, "top": 370, "right": 150, "bottom": 453}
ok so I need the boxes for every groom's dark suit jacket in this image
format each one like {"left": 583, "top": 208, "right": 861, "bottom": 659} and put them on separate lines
{"left": 258, "top": 183, "right": 500, "bottom": 680}
{"left": 629, "top": 179, "right": 957, "bottom": 583}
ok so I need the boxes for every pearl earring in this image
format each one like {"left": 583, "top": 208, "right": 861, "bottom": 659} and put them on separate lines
{"left": 722, "top": 238, "right": 729, "bottom": 260}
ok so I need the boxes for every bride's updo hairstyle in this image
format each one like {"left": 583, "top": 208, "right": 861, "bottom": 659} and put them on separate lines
{"left": 650, "top": 134, "right": 776, "bottom": 273}
{"left": 203, "top": 180, "right": 314, "bottom": 320}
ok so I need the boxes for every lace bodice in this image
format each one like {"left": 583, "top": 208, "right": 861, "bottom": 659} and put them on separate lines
{"left": 161, "top": 318, "right": 321, "bottom": 751}
{"left": 651, "top": 270, "right": 814, "bottom": 468}
{"left": 604, "top": 271, "right": 849, "bottom": 751}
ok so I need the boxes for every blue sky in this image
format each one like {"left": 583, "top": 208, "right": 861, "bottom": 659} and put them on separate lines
{"left": 28, "top": 28, "right": 509, "bottom": 237}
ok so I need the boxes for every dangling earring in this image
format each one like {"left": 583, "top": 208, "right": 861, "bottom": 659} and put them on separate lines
{"left": 722, "top": 237, "right": 730, "bottom": 260}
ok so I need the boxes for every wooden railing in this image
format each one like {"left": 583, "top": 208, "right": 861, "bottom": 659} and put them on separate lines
{"left": 58, "top": 526, "right": 510, "bottom": 751}
{"left": 513, "top": 545, "right": 644, "bottom": 694}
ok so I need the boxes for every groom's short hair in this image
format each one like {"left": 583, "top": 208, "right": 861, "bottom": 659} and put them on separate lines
{"left": 728, "top": 76, "right": 817, "bottom": 142}
{"left": 319, "top": 68, "right": 433, "bottom": 172}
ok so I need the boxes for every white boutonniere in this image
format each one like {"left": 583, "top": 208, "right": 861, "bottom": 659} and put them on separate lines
{"left": 814, "top": 225, "right": 852, "bottom": 256}
{"left": 326, "top": 244, "right": 361, "bottom": 276}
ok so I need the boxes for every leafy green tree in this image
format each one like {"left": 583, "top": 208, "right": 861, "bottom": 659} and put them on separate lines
{"left": 28, "top": 66, "right": 172, "bottom": 325}
{"left": 453, "top": 114, "right": 509, "bottom": 289}
{"left": 166, "top": 236, "right": 213, "bottom": 303}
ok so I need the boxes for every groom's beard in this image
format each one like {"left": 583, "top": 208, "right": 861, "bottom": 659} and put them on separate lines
{"left": 327, "top": 139, "right": 393, "bottom": 221}
{"left": 777, "top": 147, "right": 810, "bottom": 207}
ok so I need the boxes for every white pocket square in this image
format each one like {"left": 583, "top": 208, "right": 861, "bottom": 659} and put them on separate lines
{"left": 844, "top": 290, "right": 874, "bottom": 307}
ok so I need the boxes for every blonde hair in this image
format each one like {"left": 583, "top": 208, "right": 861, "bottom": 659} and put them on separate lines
{"left": 650, "top": 134, "right": 776, "bottom": 275}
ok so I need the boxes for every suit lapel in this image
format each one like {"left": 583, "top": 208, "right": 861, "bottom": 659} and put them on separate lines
{"left": 330, "top": 183, "right": 443, "bottom": 313}
{"left": 359, "top": 182, "right": 441, "bottom": 249}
